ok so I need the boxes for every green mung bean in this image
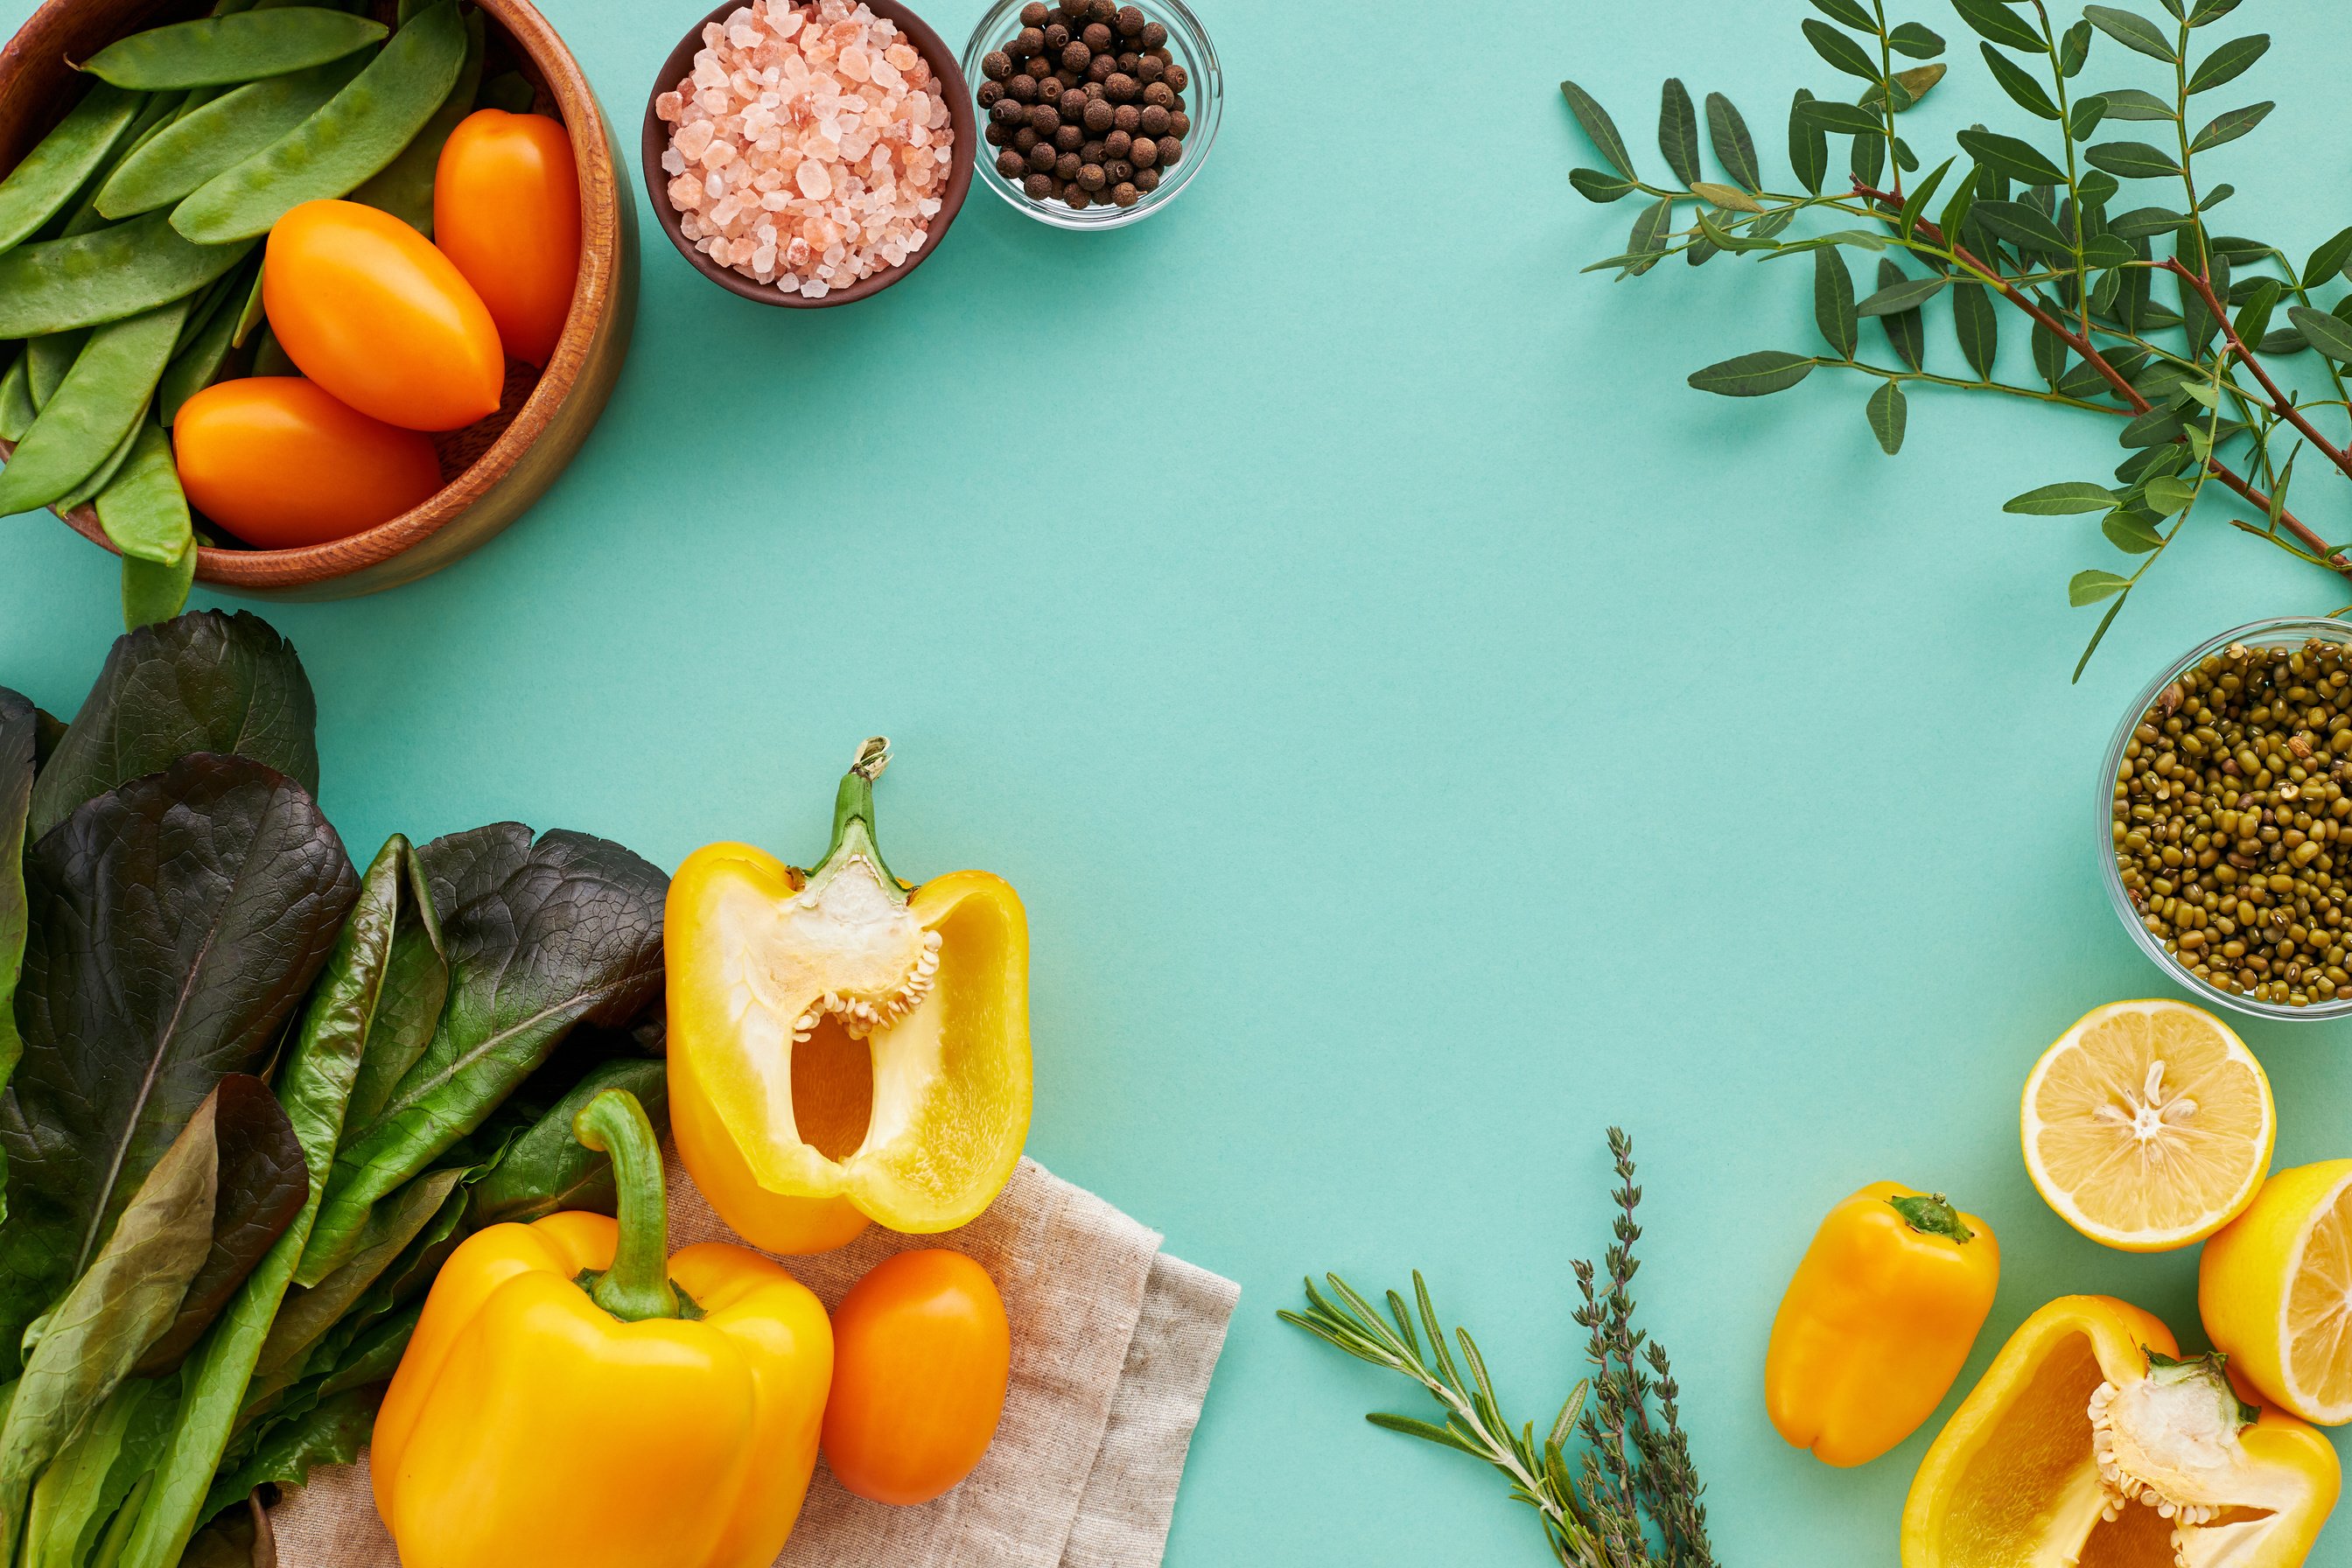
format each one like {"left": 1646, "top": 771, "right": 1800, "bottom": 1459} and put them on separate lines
{"left": 0, "top": 212, "right": 251, "bottom": 338}
{"left": 350, "top": 8, "right": 483, "bottom": 234}
{"left": 0, "top": 82, "right": 143, "bottom": 253}
{"left": 96, "top": 56, "right": 368, "bottom": 219}
{"left": 0, "top": 299, "right": 187, "bottom": 514}
{"left": 80, "top": 9, "right": 385, "bottom": 91}
{"left": 95, "top": 423, "right": 191, "bottom": 565}
{"left": 170, "top": 1, "right": 467, "bottom": 245}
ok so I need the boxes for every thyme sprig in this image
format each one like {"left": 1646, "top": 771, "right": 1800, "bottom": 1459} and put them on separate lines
{"left": 1284, "top": 1130, "right": 1713, "bottom": 1568}
{"left": 1558, "top": 0, "right": 2352, "bottom": 676}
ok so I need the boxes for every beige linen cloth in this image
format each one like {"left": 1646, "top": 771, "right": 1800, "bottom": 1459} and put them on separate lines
{"left": 272, "top": 1152, "right": 1238, "bottom": 1568}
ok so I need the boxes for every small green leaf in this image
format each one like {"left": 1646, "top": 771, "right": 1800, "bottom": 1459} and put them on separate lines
{"left": 1705, "top": 93, "right": 1761, "bottom": 190}
{"left": 2085, "top": 5, "right": 2179, "bottom": 60}
{"left": 2082, "top": 234, "right": 2137, "bottom": 270}
{"left": 2059, "top": 18, "right": 2093, "bottom": 74}
{"left": 1570, "top": 168, "right": 1637, "bottom": 203}
{"left": 1690, "top": 180, "right": 1764, "bottom": 213}
{"left": 1858, "top": 275, "right": 1949, "bottom": 316}
{"left": 1803, "top": 18, "right": 1885, "bottom": 80}
{"left": 1815, "top": 247, "right": 1858, "bottom": 356}
{"left": 2070, "top": 94, "right": 2109, "bottom": 140}
{"left": 2006, "top": 482, "right": 2122, "bottom": 514}
{"left": 2190, "top": 101, "right": 2272, "bottom": 151}
{"left": 1897, "top": 158, "right": 1954, "bottom": 241}
{"left": 2104, "top": 510, "right": 2166, "bottom": 551}
{"left": 1866, "top": 381, "right": 1907, "bottom": 453}
{"left": 2069, "top": 568, "right": 2134, "bottom": 606}
{"left": 1365, "top": 1412, "right": 1484, "bottom": 1457}
{"left": 1950, "top": 0, "right": 2043, "bottom": 51}
{"left": 1979, "top": 43, "right": 2060, "bottom": 118}
{"left": 2258, "top": 326, "right": 2307, "bottom": 356}
{"left": 2098, "top": 88, "right": 2178, "bottom": 120}
{"left": 2074, "top": 592, "right": 2132, "bottom": 682}
{"left": 2188, "top": 0, "right": 2245, "bottom": 21}
{"left": 1852, "top": 124, "right": 1886, "bottom": 187}
{"left": 2288, "top": 305, "right": 2352, "bottom": 364}
{"left": 1877, "top": 258, "right": 1926, "bottom": 369}
{"left": 1686, "top": 351, "right": 1817, "bottom": 396}
{"left": 1560, "top": 81, "right": 1636, "bottom": 179}
{"left": 2187, "top": 33, "right": 2269, "bottom": 94}
{"left": 1957, "top": 127, "right": 2069, "bottom": 186}
{"left": 1788, "top": 90, "right": 1829, "bottom": 193}
{"left": 1801, "top": 98, "right": 1886, "bottom": 135}
{"left": 2144, "top": 474, "right": 2201, "bottom": 514}
{"left": 1808, "top": 0, "right": 1879, "bottom": 28}
{"left": 1952, "top": 281, "right": 1999, "bottom": 377}
{"left": 2086, "top": 140, "right": 2182, "bottom": 178}
{"left": 2232, "top": 277, "right": 2281, "bottom": 351}
{"left": 2110, "top": 206, "right": 2188, "bottom": 238}
{"left": 1972, "top": 199, "right": 2073, "bottom": 255}
{"left": 1658, "top": 78, "right": 1700, "bottom": 186}
{"left": 2301, "top": 227, "right": 2352, "bottom": 289}
{"left": 2121, "top": 404, "right": 2187, "bottom": 445}
{"left": 1891, "top": 22, "right": 1948, "bottom": 57}
{"left": 1886, "top": 64, "right": 1949, "bottom": 107}
{"left": 2032, "top": 319, "right": 2068, "bottom": 389}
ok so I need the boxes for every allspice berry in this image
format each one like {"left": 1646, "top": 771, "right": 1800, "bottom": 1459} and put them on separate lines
{"left": 1104, "top": 129, "right": 1132, "bottom": 158}
{"left": 1044, "top": 21, "right": 1071, "bottom": 48}
{"left": 1142, "top": 80, "right": 1174, "bottom": 108}
{"left": 1020, "top": 1, "right": 1048, "bottom": 23}
{"left": 1138, "top": 103, "right": 1170, "bottom": 136}
{"left": 1012, "top": 125, "right": 1039, "bottom": 151}
{"left": 1141, "top": 20, "right": 1166, "bottom": 46}
{"left": 990, "top": 96, "right": 1027, "bottom": 126}
{"left": 1106, "top": 72, "right": 1138, "bottom": 102}
{"left": 1082, "top": 21, "right": 1113, "bottom": 49}
{"left": 1055, "top": 123, "right": 1085, "bottom": 152}
{"left": 1103, "top": 158, "right": 1134, "bottom": 183}
{"left": 1083, "top": 97, "right": 1116, "bottom": 132}
{"left": 1026, "top": 142, "right": 1057, "bottom": 172}
{"left": 1060, "top": 38, "right": 1090, "bottom": 71}
{"left": 1168, "top": 109, "right": 1189, "bottom": 137}
{"left": 1030, "top": 102, "right": 1061, "bottom": 133}
{"left": 977, "top": 80, "right": 1004, "bottom": 108}
{"left": 982, "top": 50, "right": 1012, "bottom": 80}
{"left": 1009, "top": 73, "right": 1039, "bottom": 102}
{"left": 1015, "top": 26, "right": 1045, "bottom": 54}
{"left": 1137, "top": 54, "right": 1165, "bottom": 84}
{"left": 1087, "top": 0, "right": 1115, "bottom": 22}
{"left": 1060, "top": 87, "right": 1088, "bottom": 117}
{"left": 1055, "top": 150, "right": 1082, "bottom": 180}
{"left": 1116, "top": 5, "right": 1145, "bottom": 35}
{"left": 997, "top": 149, "right": 1026, "bottom": 179}
{"left": 1112, "top": 102, "right": 1141, "bottom": 132}
{"left": 1086, "top": 54, "right": 1115, "bottom": 82}
{"left": 1082, "top": 137, "right": 1107, "bottom": 162}
{"left": 1128, "top": 135, "right": 1158, "bottom": 168}
{"left": 1112, "top": 180, "right": 1138, "bottom": 207}
{"left": 984, "top": 122, "right": 1007, "bottom": 147}
{"left": 1079, "top": 162, "right": 1107, "bottom": 190}
{"left": 1024, "top": 172, "right": 1056, "bottom": 199}
{"left": 1156, "top": 135, "right": 1183, "bottom": 166}
{"left": 1067, "top": 186, "right": 1092, "bottom": 210}
{"left": 1134, "top": 166, "right": 1160, "bottom": 192}
{"left": 1164, "top": 62, "right": 1188, "bottom": 91}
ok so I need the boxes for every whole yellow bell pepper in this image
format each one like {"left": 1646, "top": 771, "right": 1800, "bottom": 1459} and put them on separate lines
{"left": 668, "top": 738, "right": 1031, "bottom": 1254}
{"left": 373, "top": 1090, "right": 834, "bottom": 1568}
{"left": 1766, "top": 1182, "right": 1998, "bottom": 1466}
{"left": 1902, "top": 1294, "right": 2339, "bottom": 1568}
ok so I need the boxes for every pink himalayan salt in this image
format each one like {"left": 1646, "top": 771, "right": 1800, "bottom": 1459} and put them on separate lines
{"left": 653, "top": 0, "right": 952, "bottom": 298}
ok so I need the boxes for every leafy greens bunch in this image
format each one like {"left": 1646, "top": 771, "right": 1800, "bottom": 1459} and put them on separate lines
{"left": 1284, "top": 1130, "right": 1712, "bottom": 1568}
{"left": 0, "top": 611, "right": 672, "bottom": 1568}
{"left": 1561, "top": 0, "right": 2352, "bottom": 675}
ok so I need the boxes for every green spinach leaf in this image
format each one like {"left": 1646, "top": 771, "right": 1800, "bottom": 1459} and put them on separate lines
{"left": 338, "top": 847, "right": 445, "bottom": 1138}
{"left": 473, "top": 1057, "right": 668, "bottom": 1228}
{"left": 200, "top": 1386, "right": 376, "bottom": 1529}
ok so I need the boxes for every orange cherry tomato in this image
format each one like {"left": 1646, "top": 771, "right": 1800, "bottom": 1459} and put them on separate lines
{"left": 434, "top": 108, "right": 580, "bottom": 369}
{"left": 173, "top": 377, "right": 442, "bottom": 549}
{"left": 263, "top": 199, "right": 505, "bottom": 430}
{"left": 821, "top": 1250, "right": 1010, "bottom": 1507}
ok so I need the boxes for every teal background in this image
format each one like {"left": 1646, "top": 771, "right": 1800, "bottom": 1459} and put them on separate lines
{"left": 7, "top": 0, "right": 2352, "bottom": 1560}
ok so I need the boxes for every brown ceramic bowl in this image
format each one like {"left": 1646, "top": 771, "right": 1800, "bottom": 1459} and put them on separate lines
{"left": 642, "top": 0, "right": 974, "bottom": 308}
{"left": 0, "top": 0, "right": 638, "bottom": 601}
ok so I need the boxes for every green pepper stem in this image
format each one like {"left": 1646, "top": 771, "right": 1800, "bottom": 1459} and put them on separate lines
{"left": 812, "top": 735, "right": 904, "bottom": 894}
{"left": 571, "top": 1090, "right": 679, "bottom": 1323}
{"left": 1886, "top": 1192, "right": 1976, "bottom": 1242}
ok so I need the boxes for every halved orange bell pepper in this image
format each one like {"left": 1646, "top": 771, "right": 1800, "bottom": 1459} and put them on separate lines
{"left": 373, "top": 1090, "right": 833, "bottom": 1568}
{"left": 1901, "top": 1294, "right": 2339, "bottom": 1568}
{"left": 667, "top": 739, "right": 1031, "bottom": 1253}
{"left": 1766, "top": 1183, "right": 1998, "bottom": 1466}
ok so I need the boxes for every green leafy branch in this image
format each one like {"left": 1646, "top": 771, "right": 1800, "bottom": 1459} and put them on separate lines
{"left": 1560, "top": 0, "right": 2352, "bottom": 676}
{"left": 1284, "top": 1130, "right": 1712, "bottom": 1568}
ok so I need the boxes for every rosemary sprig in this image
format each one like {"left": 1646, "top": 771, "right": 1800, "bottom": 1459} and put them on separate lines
{"left": 1558, "top": 0, "right": 2352, "bottom": 676}
{"left": 1284, "top": 1130, "right": 1713, "bottom": 1568}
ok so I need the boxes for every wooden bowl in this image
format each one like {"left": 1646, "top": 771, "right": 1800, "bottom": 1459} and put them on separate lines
{"left": 0, "top": 0, "right": 638, "bottom": 601}
{"left": 641, "top": 0, "right": 974, "bottom": 309}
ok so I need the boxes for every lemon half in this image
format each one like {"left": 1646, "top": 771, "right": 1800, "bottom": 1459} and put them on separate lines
{"left": 2202, "top": 1159, "right": 2352, "bottom": 1424}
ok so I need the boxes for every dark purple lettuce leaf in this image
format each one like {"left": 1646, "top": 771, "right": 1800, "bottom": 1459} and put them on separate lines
{"left": 0, "top": 754, "right": 355, "bottom": 1361}
{"left": 0, "top": 688, "right": 33, "bottom": 1093}
{"left": 26, "top": 612, "right": 318, "bottom": 844}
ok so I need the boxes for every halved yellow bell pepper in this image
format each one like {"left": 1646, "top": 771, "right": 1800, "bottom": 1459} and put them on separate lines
{"left": 1901, "top": 1294, "right": 2339, "bottom": 1568}
{"left": 668, "top": 738, "right": 1031, "bottom": 1253}
{"left": 1766, "top": 1182, "right": 1998, "bottom": 1466}
{"left": 374, "top": 1090, "right": 834, "bottom": 1568}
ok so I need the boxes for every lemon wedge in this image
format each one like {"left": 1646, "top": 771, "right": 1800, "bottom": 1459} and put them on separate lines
{"left": 2020, "top": 999, "right": 2274, "bottom": 1252}
{"left": 2202, "top": 1159, "right": 2352, "bottom": 1425}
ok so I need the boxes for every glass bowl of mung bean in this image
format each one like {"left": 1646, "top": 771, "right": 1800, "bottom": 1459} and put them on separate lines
{"left": 2103, "top": 615, "right": 2352, "bottom": 1020}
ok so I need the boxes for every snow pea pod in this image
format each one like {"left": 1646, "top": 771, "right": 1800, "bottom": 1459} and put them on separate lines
{"left": 231, "top": 265, "right": 268, "bottom": 348}
{"left": 96, "top": 57, "right": 368, "bottom": 219}
{"left": 350, "top": 9, "right": 481, "bottom": 234}
{"left": 160, "top": 298, "right": 241, "bottom": 425}
{"left": 120, "top": 542, "right": 196, "bottom": 632}
{"left": 26, "top": 332, "right": 88, "bottom": 409}
{"left": 95, "top": 424, "right": 190, "bottom": 566}
{"left": 0, "top": 301, "right": 186, "bottom": 514}
{"left": 170, "top": 2, "right": 466, "bottom": 245}
{"left": 52, "top": 396, "right": 150, "bottom": 514}
{"left": 0, "top": 82, "right": 142, "bottom": 254}
{"left": 0, "top": 356, "right": 32, "bottom": 443}
{"left": 78, "top": 10, "right": 386, "bottom": 92}
{"left": 0, "top": 213, "right": 250, "bottom": 338}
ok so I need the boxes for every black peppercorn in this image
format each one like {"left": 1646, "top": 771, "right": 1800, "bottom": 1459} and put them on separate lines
{"left": 990, "top": 97, "right": 1026, "bottom": 126}
{"left": 1066, "top": 186, "right": 1092, "bottom": 210}
{"left": 1082, "top": 97, "right": 1115, "bottom": 132}
{"left": 1140, "top": 20, "right": 1166, "bottom": 46}
{"left": 1054, "top": 150, "right": 1082, "bottom": 179}
{"left": 977, "top": 80, "right": 1004, "bottom": 108}
{"left": 1015, "top": 26, "right": 1045, "bottom": 54}
{"left": 1167, "top": 109, "right": 1189, "bottom": 137}
{"left": 1013, "top": 125, "right": 1040, "bottom": 151}
{"left": 1112, "top": 102, "right": 1140, "bottom": 132}
{"left": 1103, "top": 129, "right": 1132, "bottom": 158}
{"left": 1030, "top": 102, "right": 1060, "bottom": 132}
{"left": 982, "top": 50, "right": 1012, "bottom": 80}
{"left": 1044, "top": 21, "right": 1070, "bottom": 49}
{"left": 1106, "top": 72, "right": 1138, "bottom": 102}
{"left": 1021, "top": 1, "right": 1049, "bottom": 22}
{"left": 1024, "top": 172, "right": 1056, "bottom": 200}
{"left": 1111, "top": 180, "right": 1138, "bottom": 206}
{"left": 1026, "top": 141, "right": 1057, "bottom": 172}
{"left": 1156, "top": 136, "right": 1182, "bottom": 167}
{"left": 1164, "top": 62, "right": 1187, "bottom": 91}
{"left": 1134, "top": 166, "right": 1159, "bottom": 192}
{"left": 1082, "top": 21, "right": 1113, "bottom": 50}
{"left": 1136, "top": 103, "right": 1167, "bottom": 136}
{"left": 996, "top": 149, "right": 1027, "bottom": 178}
{"left": 1055, "top": 122, "right": 1084, "bottom": 151}
{"left": 1141, "top": 80, "right": 1173, "bottom": 108}
{"left": 1078, "top": 161, "right": 1107, "bottom": 190}
{"left": 1009, "top": 73, "right": 1039, "bottom": 102}
{"left": 1128, "top": 135, "right": 1157, "bottom": 168}
{"left": 1103, "top": 158, "right": 1133, "bottom": 182}
{"left": 1087, "top": 0, "right": 1115, "bottom": 21}
{"left": 984, "top": 122, "right": 1008, "bottom": 147}
{"left": 1086, "top": 53, "right": 1115, "bottom": 82}
{"left": 1116, "top": 4, "right": 1144, "bottom": 36}
{"left": 1060, "top": 38, "right": 1090, "bottom": 71}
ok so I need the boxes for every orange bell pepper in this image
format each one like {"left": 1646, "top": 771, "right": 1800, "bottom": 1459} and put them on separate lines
{"left": 373, "top": 1090, "right": 833, "bottom": 1568}
{"left": 1765, "top": 1182, "right": 1998, "bottom": 1466}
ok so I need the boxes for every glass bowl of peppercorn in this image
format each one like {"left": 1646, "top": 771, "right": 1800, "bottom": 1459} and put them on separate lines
{"left": 2103, "top": 616, "right": 2352, "bottom": 1019}
{"left": 963, "top": 0, "right": 1220, "bottom": 228}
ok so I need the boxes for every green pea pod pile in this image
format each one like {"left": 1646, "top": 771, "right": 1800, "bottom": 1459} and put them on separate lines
{"left": 0, "top": 0, "right": 490, "bottom": 630}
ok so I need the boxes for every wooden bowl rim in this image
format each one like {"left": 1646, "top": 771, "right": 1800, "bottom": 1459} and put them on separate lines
{"left": 639, "top": 0, "right": 976, "bottom": 310}
{"left": 0, "top": 0, "right": 624, "bottom": 589}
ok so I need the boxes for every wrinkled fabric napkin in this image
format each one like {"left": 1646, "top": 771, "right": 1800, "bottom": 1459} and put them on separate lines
{"left": 272, "top": 1152, "right": 1237, "bottom": 1568}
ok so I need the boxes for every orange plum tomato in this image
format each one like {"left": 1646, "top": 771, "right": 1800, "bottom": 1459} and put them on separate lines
{"left": 173, "top": 378, "right": 442, "bottom": 549}
{"left": 820, "top": 1250, "right": 1011, "bottom": 1508}
{"left": 434, "top": 108, "right": 580, "bottom": 369}
{"left": 262, "top": 199, "right": 504, "bottom": 430}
